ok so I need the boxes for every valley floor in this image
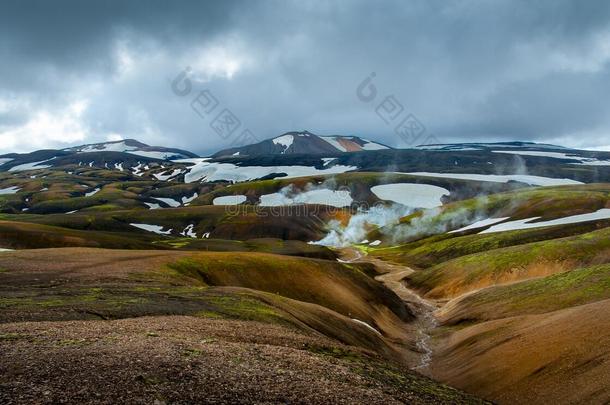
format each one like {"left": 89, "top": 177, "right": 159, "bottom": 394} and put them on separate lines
{"left": 343, "top": 248, "right": 610, "bottom": 404}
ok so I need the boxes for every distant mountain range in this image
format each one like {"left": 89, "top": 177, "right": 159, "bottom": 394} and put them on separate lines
{"left": 414, "top": 141, "right": 568, "bottom": 151}
{"left": 0, "top": 139, "right": 198, "bottom": 173}
{"left": 1, "top": 133, "right": 609, "bottom": 184}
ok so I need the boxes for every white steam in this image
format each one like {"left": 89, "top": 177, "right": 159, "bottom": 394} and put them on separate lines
{"left": 313, "top": 194, "right": 502, "bottom": 247}
{"left": 313, "top": 204, "right": 413, "bottom": 247}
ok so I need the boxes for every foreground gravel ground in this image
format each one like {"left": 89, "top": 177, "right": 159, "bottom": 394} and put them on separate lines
{"left": 0, "top": 315, "right": 486, "bottom": 404}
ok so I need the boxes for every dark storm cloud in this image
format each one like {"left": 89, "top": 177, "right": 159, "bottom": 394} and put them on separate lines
{"left": 1, "top": 0, "right": 610, "bottom": 154}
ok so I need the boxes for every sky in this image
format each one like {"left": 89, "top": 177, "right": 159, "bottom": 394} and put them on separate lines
{"left": 1, "top": 0, "right": 610, "bottom": 155}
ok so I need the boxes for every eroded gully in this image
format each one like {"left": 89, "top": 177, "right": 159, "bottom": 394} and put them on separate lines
{"left": 339, "top": 248, "right": 438, "bottom": 372}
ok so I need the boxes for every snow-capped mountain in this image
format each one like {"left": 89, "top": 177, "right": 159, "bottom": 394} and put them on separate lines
{"left": 63, "top": 139, "right": 198, "bottom": 160}
{"left": 212, "top": 131, "right": 391, "bottom": 157}
{"left": 0, "top": 139, "right": 199, "bottom": 173}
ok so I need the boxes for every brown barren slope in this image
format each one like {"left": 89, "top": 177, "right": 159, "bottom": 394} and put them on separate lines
{"left": 430, "top": 298, "right": 610, "bottom": 404}
{"left": 0, "top": 316, "right": 486, "bottom": 405}
{"left": 0, "top": 248, "right": 410, "bottom": 340}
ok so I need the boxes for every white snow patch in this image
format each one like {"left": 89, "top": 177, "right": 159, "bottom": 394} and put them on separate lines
{"left": 153, "top": 197, "right": 181, "bottom": 208}
{"left": 321, "top": 157, "right": 337, "bottom": 166}
{"left": 404, "top": 172, "right": 583, "bottom": 186}
{"left": 182, "top": 192, "right": 198, "bottom": 205}
{"left": 72, "top": 142, "right": 188, "bottom": 160}
{"left": 272, "top": 134, "right": 294, "bottom": 153}
{"left": 493, "top": 150, "right": 581, "bottom": 159}
{"left": 417, "top": 142, "right": 567, "bottom": 151}
{"left": 351, "top": 319, "right": 382, "bottom": 335}
{"left": 179, "top": 159, "right": 357, "bottom": 184}
{"left": 9, "top": 159, "right": 53, "bottom": 172}
{"left": 77, "top": 141, "right": 137, "bottom": 153}
{"left": 154, "top": 169, "right": 183, "bottom": 181}
{"left": 232, "top": 151, "right": 240, "bottom": 156}
{"left": 181, "top": 224, "right": 197, "bottom": 238}
{"left": 130, "top": 223, "right": 172, "bottom": 235}
{"left": 480, "top": 209, "right": 610, "bottom": 234}
{"left": 114, "top": 162, "right": 124, "bottom": 171}
{"left": 0, "top": 248, "right": 14, "bottom": 252}
{"left": 175, "top": 158, "right": 212, "bottom": 164}
{"left": 493, "top": 150, "right": 610, "bottom": 166}
{"left": 369, "top": 240, "right": 382, "bottom": 246}
{"left": 371, "top": 183, "right": 449, "bottom": 208}
{"left": 259, "top": 192, "right": 292, "bottom": 206}
{"left": 131, "top": 163, "right": 145, "bottom": 177}
{"left": 144, "top": 202, "right": 161, "bottom": 210}
{"left": 361, "top": 140, "right": 389, "bottom": 150}
{"left": 449, "top": 217, "right": 511, "bottom": 233}
{"left": 259, "top": 189, "right": 352, "bottom": 207}
{"left": 416, "top": 145, "right": 482, "bottom": 151}
{"left": 128, "top": 150, "right": 177, "bottom": 160}
{"left": 85, "top": 188, "right": 100, "bottom": 197}
{"left": 0, "top": 186, "right": 20, "bottom": 195}
{"left": 213, "top": 195, "right": 247, "bottom": 205}
{"left": 572, "top": 159, "right": 610, "bottom": 166}
{"left": 0, "top": 158, "right": 14, "bottom": 166}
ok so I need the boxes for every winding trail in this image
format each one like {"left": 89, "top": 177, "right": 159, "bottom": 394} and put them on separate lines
{"left": 339, "top": 248, "right": 439, "bottom": 371}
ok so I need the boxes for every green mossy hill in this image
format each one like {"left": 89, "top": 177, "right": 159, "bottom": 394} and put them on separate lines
{"left": 0, "top": 247, "right": 403, "bottom": 359}
{"left": 439, "top": 263, "right": 610, "bottom": 325}
{"left": 13, "top": 205, "right": 345, "bottom": 242}
{"left": 407, "top": 226, "right": 610, "bottom": 299}
{"left": 0, "top": 220, "right": 160, "bottom": 250}
{"left": 372, "top": 219, "right": 610, "bottom": 269}
{"left": 0, "top": 220, "right": 335, "bottom": 259}
{"left": 166, "top": 252, "right": 411, "bottom": 327}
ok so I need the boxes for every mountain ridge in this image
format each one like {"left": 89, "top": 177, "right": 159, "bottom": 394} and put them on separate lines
{"left": 212, "top": 131, "right": 392, "bottom": 157}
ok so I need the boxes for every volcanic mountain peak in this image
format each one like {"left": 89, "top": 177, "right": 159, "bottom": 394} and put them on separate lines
{"left": 212, "top": 131, "right": 392, "bottom": 157}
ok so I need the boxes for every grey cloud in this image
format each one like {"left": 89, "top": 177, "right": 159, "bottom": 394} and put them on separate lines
{"left": 1, "top": 0, "right": 610, "bottom": 154}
